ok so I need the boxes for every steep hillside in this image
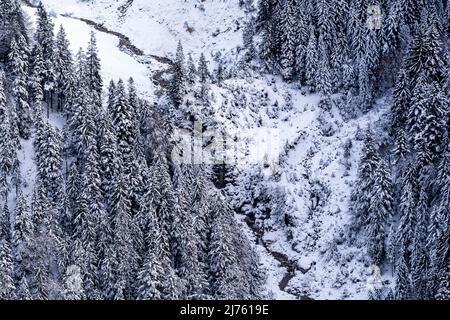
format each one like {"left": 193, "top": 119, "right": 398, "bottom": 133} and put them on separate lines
{"left": 9, "top": 0, "right": 447, "bottom": 301}
{"left": 36, "top": 0, "right": 246, "bottom": 62}
{"left": 25, "top": 0, "right": 394, "bottom": 300}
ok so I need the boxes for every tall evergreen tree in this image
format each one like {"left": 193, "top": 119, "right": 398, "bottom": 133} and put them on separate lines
{"left": 0, "top": 77, "right": 17, "bottom": 199}
{"left": 410, "top": 185, "right": 430, "bottom": 298}
{"left": 34, "top": 3, "right": 55, "bottom": 106}
{"left": 85, "top": 31, "right": 102, "bottom": 108}
{"left": 352, "top": 128, "right": 380, "bottom": 230}
{"left": 304, "top": 27, "right": 318, "bottom": 88}
{"left": 0, "top": 202, "right": 10, "bottom": 241}
{"left": 9, "top": 34, "right": 31, "bottom": 139}
{"left": 0, "top": 239, "right": 15, "bottom": 299}
{"left": 198, "top": 53, "right": 210, "bottom": 84}
{"left": 13, "top": 191, "right": 34, "bottom": 284}
{"left": 112, "top": 79, "right": 137, "bottom": 166}
{"left": 35, "top": 123, "right": 64, "bottom": 205}
{"left": 367, "top": 156, "right": 393, "bottom": 265}
{"left": 54, "top": 25, "right": 74, "bottom": 113}
{"left": 28, "top": 44, "right": 45, "bottom": 110}
{"left": 172, "top": 166, "right": 208, "bottom": 298}
{"left": 110, "top": 168, "right": 138, "bottom": 299}
{"left": 171, "top": 41, "right": 186, "bottom": 106}
{"left": 279, "top": 0, "right": 299, "bottom": 81}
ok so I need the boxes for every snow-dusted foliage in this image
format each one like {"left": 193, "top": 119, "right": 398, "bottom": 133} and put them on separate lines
{"left": 0, "top": 0, "right": 448, "bottom": 301}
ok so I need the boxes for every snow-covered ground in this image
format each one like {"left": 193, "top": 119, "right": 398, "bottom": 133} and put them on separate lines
{"left": 36, "top": 0, "right": 246, "bottom": 64}
{"left": 23, "top": 3, "right": 159, "bottom": 99}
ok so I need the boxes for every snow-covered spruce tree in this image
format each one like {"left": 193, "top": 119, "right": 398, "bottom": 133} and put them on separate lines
{"left": 182, "top": 164, "right": 212, "bottom": 268}
{"left": 9, "top": 34, "right": 31, "bottom": 139}
{"left": 294, "top": 0, "right": 311, "bottom": 81}
{"left": 207, "top": 191, "right": 246, "bottom": 299}
{"left": 256, "top": 0, "right": 281, "bottom": 71}
{"left": 67, "top": 85, "right": 96, "bottom": 162}
{"left": 96, "top": 110, "right": 119, "bottom": 299}
{"left": 98, "top": 109, "right": 119, "bottom": 207}
{"left": 316, "top": 34, "right": 333, "bottom": 96}
{"left": 347, "top": 0, "right": 367, "bottom": 62}
{"left": 0, "top": 0, "right": 27, "bottom": 60}
{"left": 0, "top": 202, "right": 10, "bottom": 241}
{"left": 351, "top": 127, "right": 380, "bottom": 231}
{"left": 13, "top": 190, "right": 34, "bottom": 288}
{"left": 404, "top": 18, "right": 448, "bottom": 88}
{"left": 391, "top": 68, "right": 410, "bottom": 157}
{"left": 394, "top": 162, "right": 419, "bottom": 268}
{"left": 186, "top": 53, "right": 197, "bottom": 84}
{"left": 242, "top": 19, "right": 256, "bottom": 63}
{"left": 394, "top": 252, "right": 410, "bottom": 300}
{"left": 66, "top": 88, "right": 104, "bottom": 298}
{"left": 71, "top": 174, "right": 100, "bottom": 300}
{"left": 0, "top": 238, "right": 15, "bottom": 299}
{"left": 136, "top": 166, "right": 182, "bottom": 300}
{"left": 410, "top": 185, "right": 430, "bottom": 299}
{"left": 112, "top": 80, "right": 144, "bottom": 277}
{"left": 28, "top": 44, "right": 45, "bottom": 108}
{"left": 54, "top": 25, "right": 74, "bottom": 113}
{"left": 85, "top": 31, "right": 102, "bottom": 109}
{"left": 259, "top": 19, "right": 278, "bottom": 72}
{"left": 84, "top": 154, "right": 106, "bottom": 297}
{"left": 171, "top": 41, "right": 186, "bottom": 106}
{"left": 198, "top": 52, "right": 210, "bottom": 84}
{"left": 316, "top": 0, "right": 345, "bottom": 90}
{"left": 112, "top": 79, "right": 138, "bottom": 167}
{"left": 0, "top": 77, "right": 18, "bottom": 199}
{"left": 393, "top": 127, "right": 409, "bottom": 161}
{"left": 110, "top": 167, "right": 138, "bottom": 299}
{"left": 383, "top": 0, "right": 404, "bottom": 56}
{"left": 135, "top": 173, "right": 161, "bottom": 300}
{"left": 29, "top": 184, "right": 66, "bottom": 299}
{"left": 128, "top": 77, "right": 139, "bottom": 124}
{"left": 34, "top": 3, "right": 55, "bottom": 107}
{"left": 232, "top": 223, "right": 266, "bottom": 299}
{"left": 35, "top": 123, "right": 64, "bottom": 205}
{"left": 74, "top": 48, "right": 88, "bottom": 92}
{"left": 304, "top": 27, "right": 318, "bottom": 89}
{"left": 149, "top": 151, "right": 175, "bottom": 258}
{"left": 106, "top": 80, "right": 116, "bottom": 116}
{"left": 427, "top": 143, "right": 450, "bottom": 298}
{"left": 366, "top": 156, "right": 393, "bottom": 265}
{"left": 172, "top": 166, "right": 208, "bottom": 298}
{"left": 357, "top": 57, "right": 374, "bottom": 110}
{"left": 255, "top": 0, "right": 278, "bottom": 31}
{"left": 279, "top": 0, "right": 299, "bottom": 81}
{"left": 406, "top": 74, "right": 447, "bottom": 167}
{"left": 365, "top": 22, "right": 381, "bottom": 83}
{"left": 136, "top": 222, "right": 164, "bottom": 300}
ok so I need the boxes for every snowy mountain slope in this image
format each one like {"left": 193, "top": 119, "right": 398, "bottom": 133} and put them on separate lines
{"left": 18, "top": 0, "right": 393, "bottom": 300}
{"left": 201, "top": 74, "right": 392, "bottom": 299}
{"left": 277, "top": 98, "right": 391, "bottom": 300}
{"left": 22, "top": 4, "right": 159, "bottom": 99}
{"left": 17, "top": 1, "right": 162, "bottom": 202}
{"left": 36, "top": 0, "right": 246, "bottom": 63}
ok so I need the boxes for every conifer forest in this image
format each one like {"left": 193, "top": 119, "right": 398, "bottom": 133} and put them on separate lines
{"left": 0, "top": 0, "right": 448, "bottom": 301}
